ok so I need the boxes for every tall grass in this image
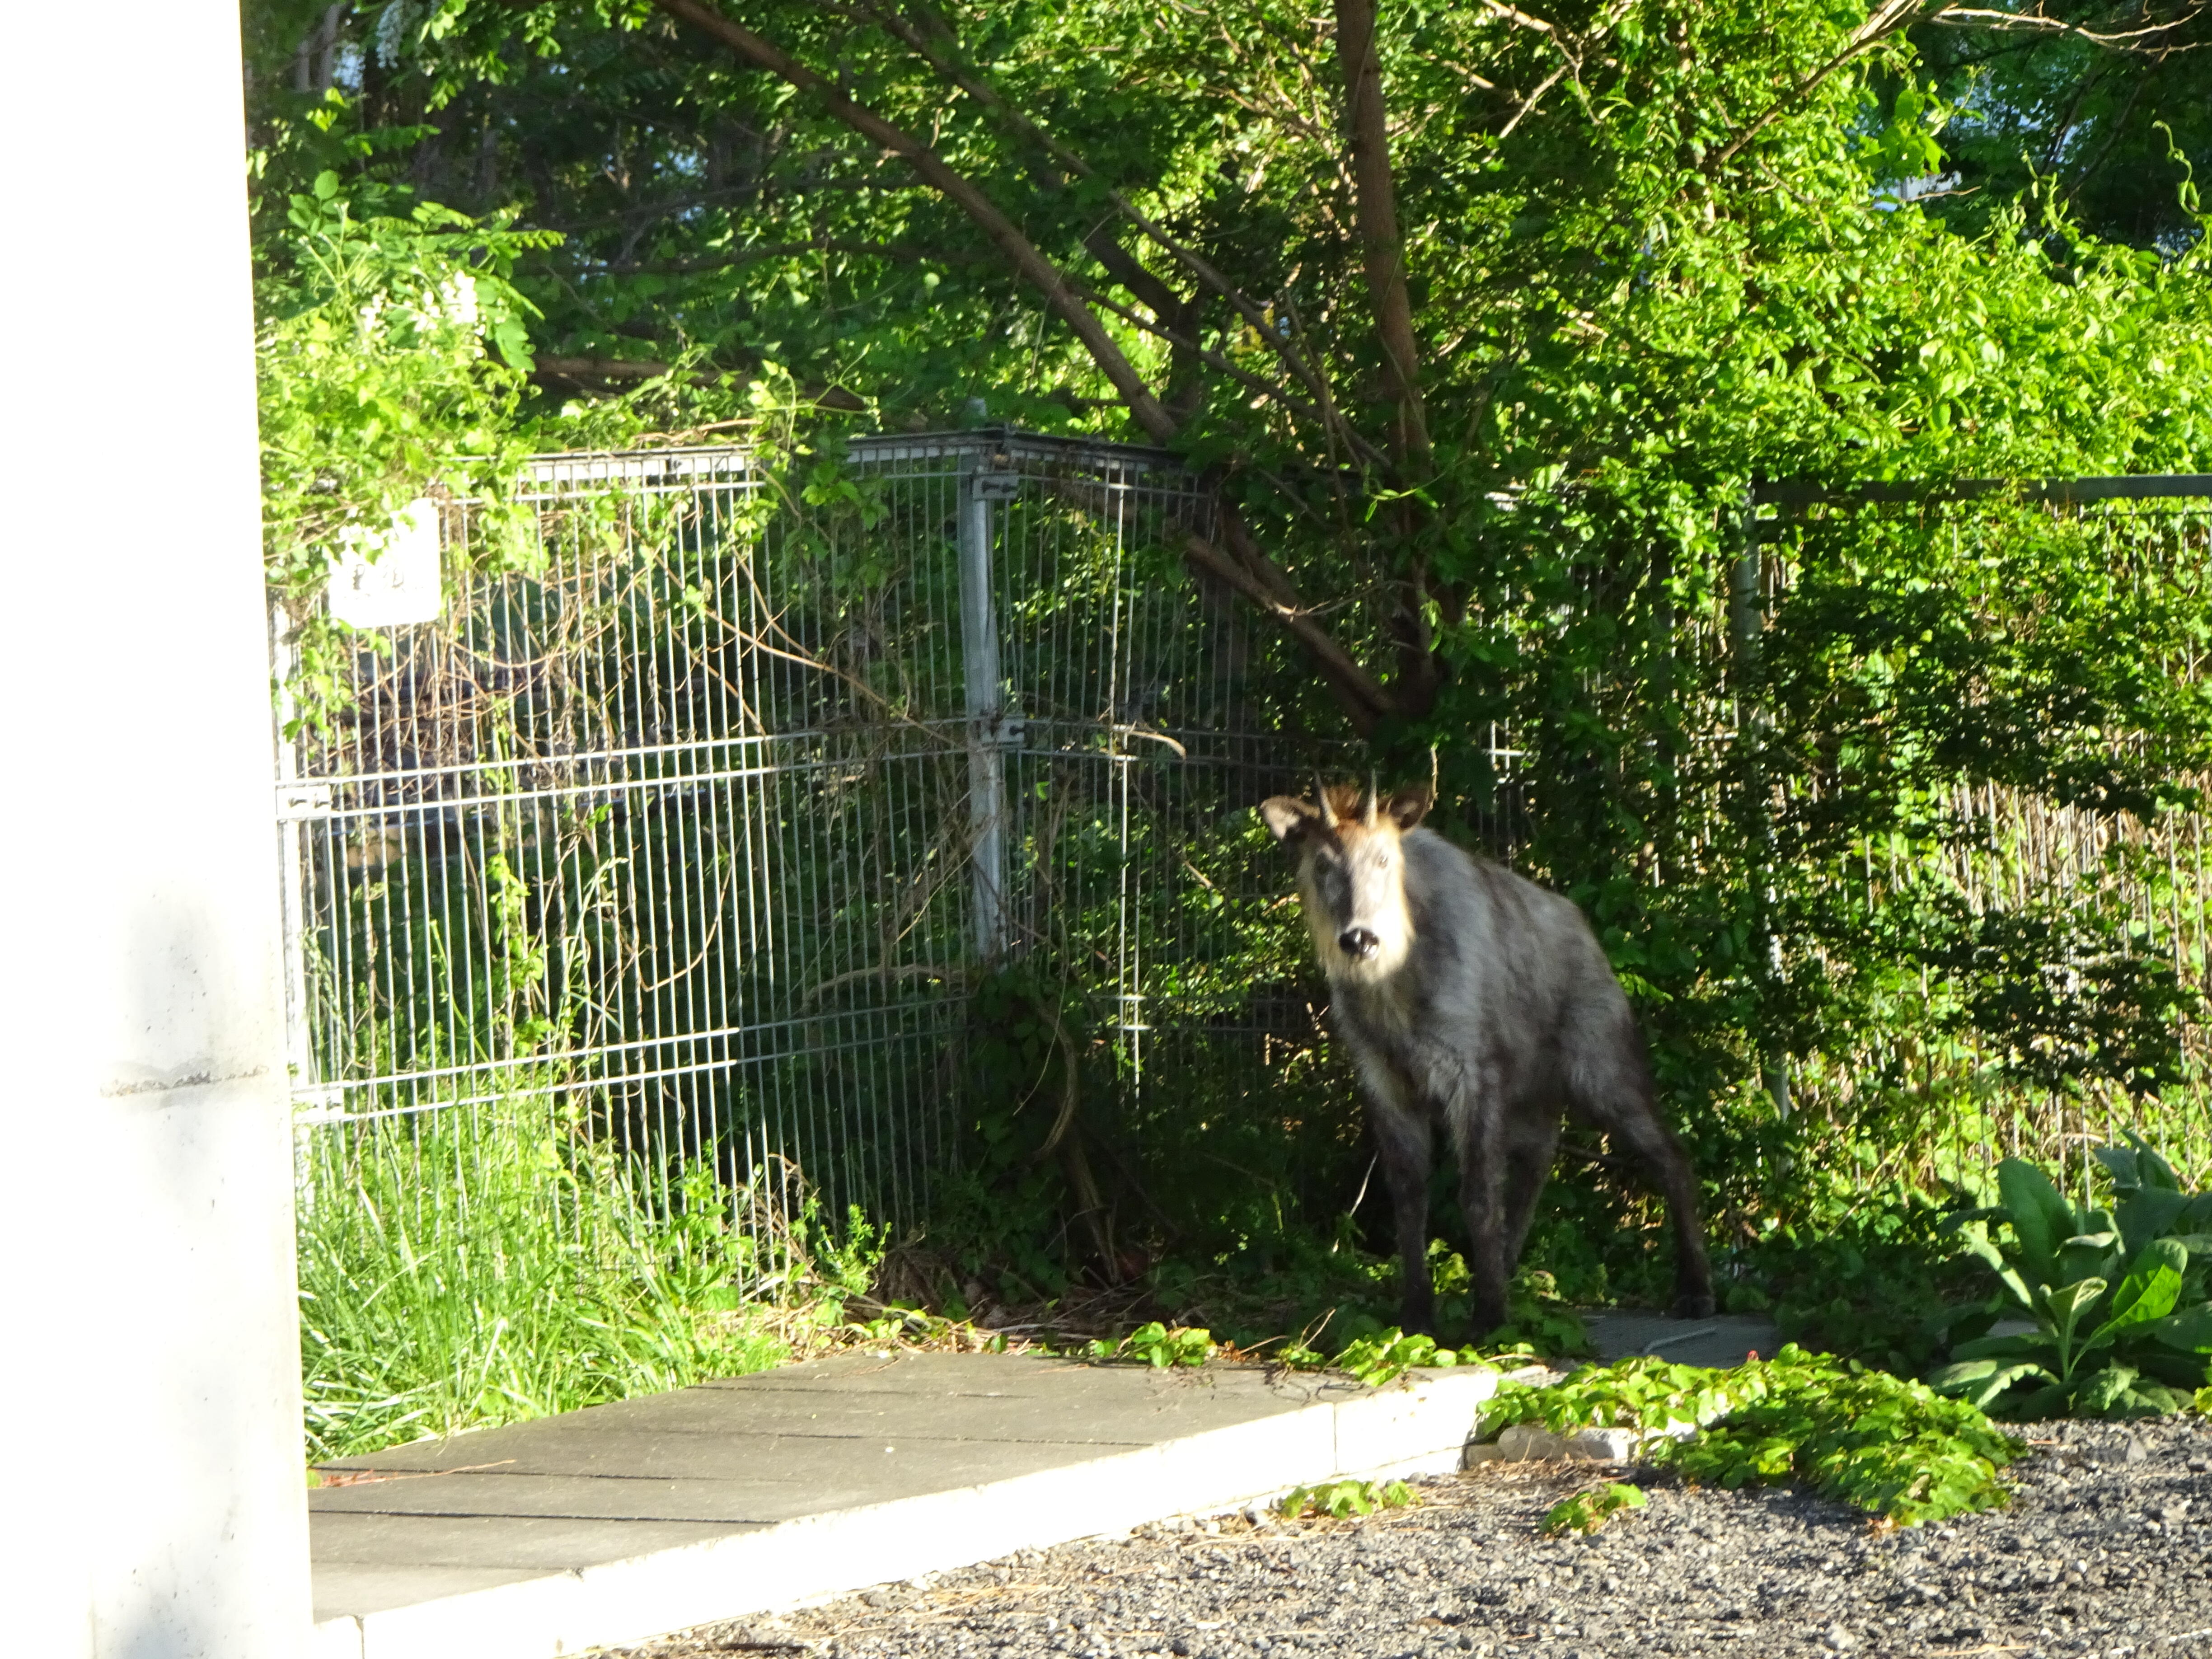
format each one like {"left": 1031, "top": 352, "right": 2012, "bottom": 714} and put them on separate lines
{"left": 295, "top": 1099, "right": 875, "bottom": 1462}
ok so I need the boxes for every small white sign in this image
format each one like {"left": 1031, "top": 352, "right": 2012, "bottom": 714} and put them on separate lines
{"left": 328, "top": 498, "right": 444, "bottom": 628}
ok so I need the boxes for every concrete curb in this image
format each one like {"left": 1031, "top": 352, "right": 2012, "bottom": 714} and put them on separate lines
{"left": 308, "top": 1366, "right": 1500, "bottom": 1659}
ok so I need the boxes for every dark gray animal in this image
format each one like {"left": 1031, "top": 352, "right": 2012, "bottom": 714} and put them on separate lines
{"left": 1260, "top": 782, "right": 1714, "bottom": 1337}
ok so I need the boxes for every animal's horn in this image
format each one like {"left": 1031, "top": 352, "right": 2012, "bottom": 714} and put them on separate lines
{"left": 1313, "top": 770, "right": 1331, "bottom": 824}
{"left": 1365, "top": 770, "right": 1380, "bottom": 827}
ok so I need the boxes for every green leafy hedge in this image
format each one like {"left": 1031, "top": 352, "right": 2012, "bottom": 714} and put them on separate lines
{"left": 1480, "top": 1348, "right": 2023, "bottom": 1528}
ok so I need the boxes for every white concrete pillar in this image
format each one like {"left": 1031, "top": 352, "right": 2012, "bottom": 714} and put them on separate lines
{"left": 0, "top": 5, "right": 311, "bottom": 1655}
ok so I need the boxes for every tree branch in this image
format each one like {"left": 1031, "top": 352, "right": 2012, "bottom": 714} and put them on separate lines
{"left": 648, "top": 0, "right": 1404, "bottom": 728}
{"left": 1928, "top": 2, "right": 2210, "bottom": 56}
{"left": 1335, "top": 0, "right": 1432, "bottom": 469}
{"left": 1711, "top": 0, "right": 1935, "bottom": 169}
{"left": 843, "top": 0, "right": 1340, "bottom": 422}
{"left": 1183, "top": 526, "right": 1393, "bottom": 727}
{"left": 649, "top": 0, "right": 1179, "bottom": 442}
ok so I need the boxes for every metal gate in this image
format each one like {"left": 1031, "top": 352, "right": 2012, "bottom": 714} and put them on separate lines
{"left": 276, "top": 429, "right": 1322, "bottom": 1246}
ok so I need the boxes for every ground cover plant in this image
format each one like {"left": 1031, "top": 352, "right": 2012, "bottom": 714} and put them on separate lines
{"left": 1477, "top": 1349, "right": 2025, "bottom": 1528}
{"left": 1544, "top": 1480, "right": 1648, "bottom": 1536}
{"left": 1929, "top": 1134, "right": 2212, "bottom": 1419}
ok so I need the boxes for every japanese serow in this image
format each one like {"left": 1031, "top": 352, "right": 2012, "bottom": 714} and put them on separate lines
{"left": 1261, "top": 781, "right": 1714, "bottom": 1338}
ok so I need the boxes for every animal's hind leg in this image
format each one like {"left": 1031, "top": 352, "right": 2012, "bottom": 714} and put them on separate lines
{"left": 1570, "top": 1008, "right": 1716, "bottom": 1319}
{"left": 1500, "top": 1116, "right": 1563, "bottom": 1279}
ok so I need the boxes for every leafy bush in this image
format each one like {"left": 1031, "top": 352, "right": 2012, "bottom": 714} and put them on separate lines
{"left": 1476, "top": 1355, "right": 1738, "bottom": 1443}
{"left": 1928, "top": 1136, "right": 2212, "bottom": 1419}
{"left": 1331, "top": 1328, "right": 1467, "bottom": 1386}
{"left": 1478, "top": 1348, "right": 2023, "bottom": 1528}
{"left": 1717, "top": 1186, "right": 1989, "bottom": 1373}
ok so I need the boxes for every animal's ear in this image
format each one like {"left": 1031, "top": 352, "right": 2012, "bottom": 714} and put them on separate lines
{"left": 1260, "top": 796, "right": 1324, "bottom": 845}
{"left": 1385, "top": 788, "right": 1431, "bottom": 831}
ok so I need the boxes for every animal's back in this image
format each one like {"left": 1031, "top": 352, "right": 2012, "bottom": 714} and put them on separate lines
{"left": 1397, "top": 829, "right": 1619, "bottom": 1026}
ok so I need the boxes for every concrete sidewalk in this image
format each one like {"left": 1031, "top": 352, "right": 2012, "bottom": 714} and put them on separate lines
{"left": 307, "top": 1350, "right": 1506, "bottom": 1659}
{"left": 1583, "top": 1310, "right": 1779, "bottom": 1368}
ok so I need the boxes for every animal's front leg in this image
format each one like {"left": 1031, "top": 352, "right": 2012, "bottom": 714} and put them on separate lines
{"left": 1449, "top": 1075, "right": 1510, "bottom": 1338}
{"left": 1365, "top": 1094, "right": 1436, "bottom": 1337}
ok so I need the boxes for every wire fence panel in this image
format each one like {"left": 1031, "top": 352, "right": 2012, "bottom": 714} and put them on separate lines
{"left": 278, "top": 431, "right": 1326, "bottom": 1260}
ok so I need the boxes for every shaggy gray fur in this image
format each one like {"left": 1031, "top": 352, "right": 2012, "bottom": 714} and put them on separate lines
{"left": 1261, "top": 786, "right": 1714, "bottom": 1337}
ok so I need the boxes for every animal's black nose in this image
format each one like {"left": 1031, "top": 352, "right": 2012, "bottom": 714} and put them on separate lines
{"left": 1338, "top": 927, "right": 1378, "bottom": 960}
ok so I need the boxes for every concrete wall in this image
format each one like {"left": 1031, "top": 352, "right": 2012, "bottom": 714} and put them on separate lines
{"left": 0, "top": 5, "right": 310, "bottom": 1655}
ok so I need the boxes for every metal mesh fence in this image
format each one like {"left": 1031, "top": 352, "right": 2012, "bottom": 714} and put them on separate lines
{"left": 278, "top": 434, "right": 2212, "bottom": 1279}
{"left": 276, "top": 430, "right": 1330, "bottom": 1255}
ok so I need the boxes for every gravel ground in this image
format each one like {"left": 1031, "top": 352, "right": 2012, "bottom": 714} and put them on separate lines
{"left": 602, "top": 1415, "right": 2212, "bottom": 1659}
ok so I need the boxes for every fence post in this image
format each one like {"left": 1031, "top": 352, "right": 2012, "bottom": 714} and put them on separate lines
{"left": 1734, "top": 482, "right": 1793, "bottom": 1120}
{"left": 959, "top": 452, "right": 1020, "bottom": 959}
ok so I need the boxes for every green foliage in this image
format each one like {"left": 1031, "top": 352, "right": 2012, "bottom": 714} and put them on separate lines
{"left": 1719, "top": 1187, "right": 1988, "bottom": 1374}
{"left": 1276, "top": 1479, "right": 1417, "bottom": 1521}
{"left": 296, "top": 1101, "right": 875, "bottom": 1461}
{"left": 1660, "top": 1354, "right": 2020, "bottom": 1528}
{"left": 1928, "top": 1137, "right": 2212, "bottom": 1420}
{"left": 1092, "top": 1322, "right": 1218, "bottom": 1369}
{"left": 1543, "top": 1483, "right": 1647, "bottom": 1537}
{"left": 1483, "top": 1348, "right": 2022, "bottom": 1528}
{"left": 1332, "top": 1328, "right": 1464, "bottom": 1387}
{"left": 1477, "top": 1356, "right": 1738, "bottom": 1445}
{"left": 255, "top": 160, "right": 559, "bottom": 730}
{"left": 1917, "top": 17, "right": 2212, "bottom": 252}
{"left": 1486, "top": 1270, "right": 1599, "bottom": 1361}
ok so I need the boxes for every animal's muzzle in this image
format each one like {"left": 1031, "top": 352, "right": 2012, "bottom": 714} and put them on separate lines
{"left": 1337, "top": 927, "right": 1379, "bottom": 961}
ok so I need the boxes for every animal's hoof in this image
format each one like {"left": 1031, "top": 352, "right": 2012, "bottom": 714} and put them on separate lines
{"left": 1671, "top": 1292, "right": 1718, "bottom": 1320}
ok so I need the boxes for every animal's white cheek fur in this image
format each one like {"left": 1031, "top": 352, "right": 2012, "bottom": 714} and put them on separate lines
{"left": 1296, "top": 870, "right": 1347, "bottom": 971}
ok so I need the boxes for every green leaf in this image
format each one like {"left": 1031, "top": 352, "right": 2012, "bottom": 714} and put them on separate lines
{"left": 2094, "top": 1143, "right": 2143, "bottom": 1192}
{"left": 2076, "top": 1364, "right": 2140, "bottom": 1417}
{"left": 2124, "top": 1129, "right": 2182, "bottom": 1191}
{"left": 2144, "top": 1307, "right": 2212, "bottom": 1354}
{"left": 2116, "top": 1190, "right": 2189, "bottom": 1258}
{"left": 2058, "top": 1231, "right": 2120, "bottom": 1283}
{"left": 1927, "top": 1358, "right": 2053, "bottom": 1409}
{"left": 1957, "top": 1227, "right": 2036, "bottom": 1310}
{"left": 2091, "top": 1239, "right": 2187, "bottom": 1346}
{"left": 2041, "top": 1277, "right": 2108, "bottom": 1373}
{"left": 1999, "top": 1158, "right": 2075, "bottom": 1290}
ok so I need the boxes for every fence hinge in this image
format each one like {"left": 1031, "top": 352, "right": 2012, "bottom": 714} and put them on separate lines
{"left": 970, "top": 470, "right": 1021, "bottom": 501}
{"left": 277, "top": 781, "right": 335, "bottom": 823}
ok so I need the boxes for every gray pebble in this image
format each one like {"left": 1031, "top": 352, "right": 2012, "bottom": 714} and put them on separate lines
{"left": 598, "top": 1414, "right": 2212, "bottom": 1659}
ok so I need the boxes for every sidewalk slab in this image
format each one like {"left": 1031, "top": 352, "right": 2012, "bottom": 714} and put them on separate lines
{"left": 307, "top": 1350, "right": 1500, "bottom": 1659}
{"left": 1583, "top": 1309, "right": 1779, "bottom": 1368}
